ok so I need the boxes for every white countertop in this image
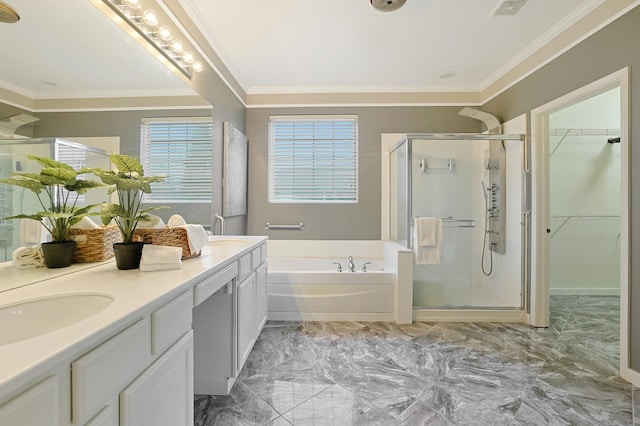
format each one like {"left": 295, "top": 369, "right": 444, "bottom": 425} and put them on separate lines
{"left": 0, "top": 236, "right": 266, "bottom": 396}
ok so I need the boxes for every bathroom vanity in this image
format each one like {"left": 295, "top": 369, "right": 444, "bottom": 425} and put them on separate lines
{"left": 0, "top": 236, "right": 267, "bottom": 426}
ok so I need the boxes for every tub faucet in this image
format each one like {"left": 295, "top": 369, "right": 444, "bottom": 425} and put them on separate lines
{"left": 333, "top": 262, "right": 342, "bottom": 272}
{"left": 348, "top": 256, "right": 355, "bottom": 272}
{"left": 361, "top": 262, "right": 372, "bottom": 272}
{"left": 213, "top": 213, "right": 225, "bottom": 235}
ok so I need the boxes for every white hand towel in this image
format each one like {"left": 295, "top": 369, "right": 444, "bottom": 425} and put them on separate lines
{"left": 19, "top": 218, "right": 47, "bottom": 246}
{"left": 139, "top": 261, "right": 182, "bottom": 272}
{"left": 167, "top": 214, "right": 187, "bottom": 227}
{"left": 176, "top": 224, "right": 209, "bottom": 255}
{"left": 12, "top": 245, "right": 45, "bottom": 269}
{"left": 413, "top": 218, "right": 443, "bottom": 265}
{"left": 415, "top": 217, "right": 439, "bottom": 246}
{"left": 138, "top": 214, "right": 166, "bottom": 229}
{"left": 71, "top": 216, "right": 100, "bottom": 229}
{"left": 140, "top": 245, "right": 183, "bottom": 264}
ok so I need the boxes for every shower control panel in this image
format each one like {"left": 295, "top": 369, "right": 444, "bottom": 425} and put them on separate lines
{"left": 487, "top": 140, "right": 506, "bottom": 254}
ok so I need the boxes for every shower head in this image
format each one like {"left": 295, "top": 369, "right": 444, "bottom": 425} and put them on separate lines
{"left": 458, "top": 107, "right": 502, "bottom": 134}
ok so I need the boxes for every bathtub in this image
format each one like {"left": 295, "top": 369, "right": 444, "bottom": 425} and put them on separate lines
{"left": 267, "top": 240, "right": 412, "bottom": 322}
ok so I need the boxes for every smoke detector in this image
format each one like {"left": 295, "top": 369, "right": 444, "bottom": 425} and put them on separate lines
{"left": 371, "top": 0, "right": 406, "bottom": 12}
{"left": 490, "top": 0, "right": 528, "bottom": 17}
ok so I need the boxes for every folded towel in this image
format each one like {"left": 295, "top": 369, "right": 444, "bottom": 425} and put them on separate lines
{"left": 71, "top": 216, "right": 100, "bottom": 229}
{"left": 139, "top": 261, "right": 182, "bottom": 272}
{"left": 415, "top": 217, "right": 439, "bottom": 246}
{"left": 167, "top": 214, "right": 187, "bottom": 227}
{"left": 140, "top": 244, "right": 183, "bottom": 264}
{"left": 413, "top": 217, "right": 443, "bottom": 265}
{"left": 138, "top": 214, "right": 166, "bottom": 229}
{"left": 176, "top": 224, "right": 209, "bottom": 255}
{"left": 20, "top": 218, "right": 47, "bottom": 246}
{"left": 12, "top": 245, "right": 45, "bottom": 269}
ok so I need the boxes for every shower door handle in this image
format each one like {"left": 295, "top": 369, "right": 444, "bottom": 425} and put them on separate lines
{"left": 546, "top": 228, "right": 551, "bottom": 234}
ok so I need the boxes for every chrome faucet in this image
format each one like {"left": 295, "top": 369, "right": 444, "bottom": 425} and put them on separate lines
{"left": 348, "top": 256, "right": 355, "bottom": 272}
{"left": 213, "top": 213, "right": 225, "bottom": 235}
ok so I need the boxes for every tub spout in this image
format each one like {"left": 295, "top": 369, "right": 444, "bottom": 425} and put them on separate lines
{"left": 348, "top": 256, "right": 355, "bottom": 272}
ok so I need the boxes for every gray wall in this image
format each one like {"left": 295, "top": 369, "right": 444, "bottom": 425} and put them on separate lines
{"left": 482, "top": 5, "right": 640, "bottom": 370}
{"left": 246, "top": 106, "right": 480, "bottom": 239}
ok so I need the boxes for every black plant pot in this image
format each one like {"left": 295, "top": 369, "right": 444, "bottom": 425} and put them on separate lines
{"left": 113, "top": 242, "right": 145, "bottom": 270}
{"left": 41, "top": 241, "right": 76, "bottom": 268}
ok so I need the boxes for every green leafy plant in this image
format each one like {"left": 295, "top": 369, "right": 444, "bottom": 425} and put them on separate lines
{"left": 90, "top": 154, "right": 166, "bottom": 244}
{"left": 0, "top": 155, "right": 103, "bottom": 243}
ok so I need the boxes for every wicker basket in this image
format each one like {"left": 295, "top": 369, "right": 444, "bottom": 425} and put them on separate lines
{"left": 69, "top": 225, "right": 121, "bottom": 263}
{"left": 133, "top": 227, "right": 201, "bottom": 259}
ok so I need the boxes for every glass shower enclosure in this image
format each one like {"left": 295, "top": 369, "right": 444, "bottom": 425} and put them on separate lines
{"left": 390, "top": 133, "right": 525, "bottom": 310}
{"left": 0, "top": 138, "right": 110, "bottom": 262}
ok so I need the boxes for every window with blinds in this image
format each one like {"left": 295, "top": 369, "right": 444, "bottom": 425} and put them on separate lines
{"left": 268, "top": 115, "right": 358, "bottom": 203}
{"left": 139, "top": 117, "right": 213, "bottom": 203}
{"left": 56, "top": 142, "right": 87, "bottom": 203}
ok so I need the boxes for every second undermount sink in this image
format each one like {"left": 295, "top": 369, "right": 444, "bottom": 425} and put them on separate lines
{"left": 0, "top": 293, "right": 113, "bottom": 346}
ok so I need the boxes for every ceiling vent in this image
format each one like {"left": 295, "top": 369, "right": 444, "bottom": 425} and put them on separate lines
{"left": 490, "top": 0, "right": 528, "bottom": 17}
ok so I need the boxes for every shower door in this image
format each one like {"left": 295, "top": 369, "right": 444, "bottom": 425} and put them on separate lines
{"left": 409, "top": 137, "right": 524, "bottom": 309}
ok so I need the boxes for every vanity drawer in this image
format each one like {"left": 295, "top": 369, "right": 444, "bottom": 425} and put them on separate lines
{"left": 251, "top": 247, "right": 262, "bottom": 270}
{"left": 237, "top": 253, "right": 252, "bottom": 282}
{"left": 194, "top": 263, "right": 238, "bottom": 306}
{"left": 152, "top": 290, "right": 193, "bottom": 355}
{"left": 72, "top": 318, "right": 151, "bottom": 425}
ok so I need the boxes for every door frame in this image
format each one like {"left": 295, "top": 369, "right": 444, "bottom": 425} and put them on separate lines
{"left": 530, "top": 67, "right": 636, "bottom": 384}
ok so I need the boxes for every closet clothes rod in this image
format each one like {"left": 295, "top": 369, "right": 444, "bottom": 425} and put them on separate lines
{"left": 550, "top": 214, "right": 620, "bottom": 238}
{"left": 265, "top": 222, "right": 305, "bottom": 230}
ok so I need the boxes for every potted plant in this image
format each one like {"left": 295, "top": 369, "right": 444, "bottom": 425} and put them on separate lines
{"left": 91, "top": 154, "right": 165, "bottom": 270}
{"left": 0, "top": 155, "right": 103, "bottom": 268}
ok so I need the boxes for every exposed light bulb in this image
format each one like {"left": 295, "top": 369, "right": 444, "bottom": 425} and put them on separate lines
{"left": 183, "top": 51, "right": 194, "bottom": 64}
{"left": 171, "top": 40, "right": 184, "bottom": 54}
{"left": 158, "top": 26, "right": 172, "bottom": 41}
{"left": 142, "top": 9, "right": 158, "bottom": 26}
{"left": 193, "top": 61, "right": 203, "bottom": 73}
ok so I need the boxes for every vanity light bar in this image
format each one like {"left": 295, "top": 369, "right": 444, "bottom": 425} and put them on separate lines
{"left": 99, "top": 0, "right": 203, "bottom": 80}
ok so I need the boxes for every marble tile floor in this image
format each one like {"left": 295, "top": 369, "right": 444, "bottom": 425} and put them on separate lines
{"left": 195, "top": 296, "right": 634, "bottom": 425}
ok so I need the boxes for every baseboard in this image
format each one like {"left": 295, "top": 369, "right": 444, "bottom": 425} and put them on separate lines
{"left": 268, "top": 312, "right": 394, "bottom": 322}
{"left": 412, "top": 309, "right": 527, "bottom": 323}
{"left": 550, "top": 288, "right": 620, "bottom": 296}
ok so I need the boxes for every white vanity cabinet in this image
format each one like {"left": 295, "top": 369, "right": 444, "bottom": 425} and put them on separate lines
{"left": 193, "top": 242, "right": 268, "bottom": 395}
{"left": 71, "top": 289, "right": 193, "bottom": 426}
{"left": 0, "top": 375, "right": 60, "bottom": 426}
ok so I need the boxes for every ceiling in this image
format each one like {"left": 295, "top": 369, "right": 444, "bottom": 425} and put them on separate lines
{"left": 0, "top": 0, "right": 621, "bottom": 105}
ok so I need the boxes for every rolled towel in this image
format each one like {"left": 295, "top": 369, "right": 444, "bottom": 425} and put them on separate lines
{"left": 167, "top": 214, "right": 187, "bottom": 227}
{"left": 12, "top": 245, "right": 45, "bottom": 269}
{"left": 138, "top": 214, "right": 166, "bottom": 229}
{"left": 175, "top": 224, "right": 209, "bottom": 255}
{"left": 71, "top": 216, "right": 100, "bottom": 229}
{"left": 140, "top": 244, "right": 183, "bottom": 264}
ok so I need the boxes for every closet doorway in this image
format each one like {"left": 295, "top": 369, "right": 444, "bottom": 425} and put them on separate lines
{"left": 530, "top": 68, "right": 633, "bottom": 384}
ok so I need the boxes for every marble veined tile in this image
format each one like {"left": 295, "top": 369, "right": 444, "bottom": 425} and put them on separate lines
{"left": 283, "top": 384, "right": 400, "bottom": 426}
{"left": 242, "top": 355, "right": 335, "bottom": 415}
{"left": 194, "top": 382, "right": 280, "bottom": 426}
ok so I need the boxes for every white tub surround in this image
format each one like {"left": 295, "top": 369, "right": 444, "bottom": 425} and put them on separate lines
{"left": 0, "top": 236, "right": 267, "bottom": 425}
{"left": 267, "top": 240, "right": 411, "bottom": 323}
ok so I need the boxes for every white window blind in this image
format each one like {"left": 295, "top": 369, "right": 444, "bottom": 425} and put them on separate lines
{"left": 56, "top": 142, "right": 87, "bottom": 203}
{"left": 140, "top": 117, "right": 213, "bottom": 202}
{"left": 268, "top": 115, "right": 358, "bottom": 203}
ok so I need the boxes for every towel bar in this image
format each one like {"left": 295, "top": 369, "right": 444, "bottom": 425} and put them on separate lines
{"left": 265, "top": 222, "right": 305, "bottom": 230}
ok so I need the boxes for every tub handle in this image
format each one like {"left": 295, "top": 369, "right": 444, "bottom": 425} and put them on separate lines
{"left": 332, "top": 262, "right": 342, "bottom": 272}
{"left": 362, "top": 262, "right": 372, "bottom": 272}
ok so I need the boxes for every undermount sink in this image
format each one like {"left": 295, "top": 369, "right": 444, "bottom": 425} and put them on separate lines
{"left": 0, "top": 293, "right": 113, "bottom": 346}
